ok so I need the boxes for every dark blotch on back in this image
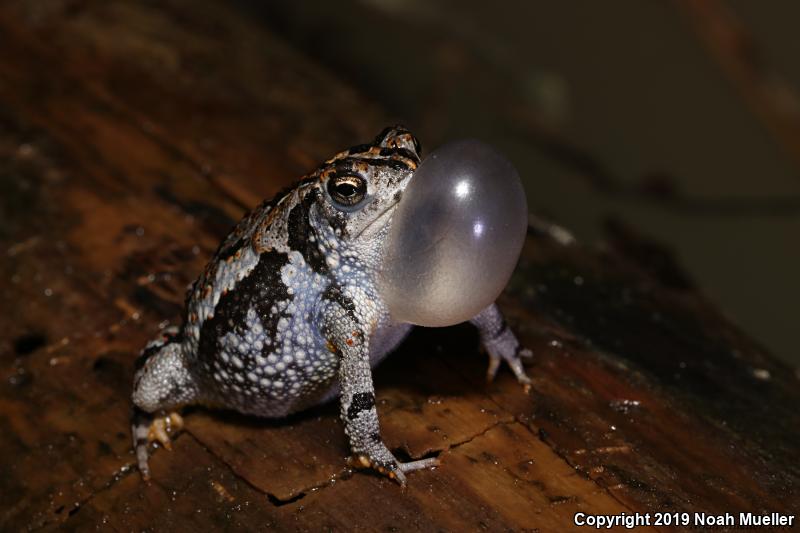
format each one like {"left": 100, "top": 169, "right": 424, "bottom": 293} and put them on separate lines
{"left": 287, "top": 188, "right": 329, "bottom": 274}
{"left": 198, "top": 250, "right": 291, "bottom": 369}
{"left": 344, "top": 155, "right": 412, "bottom": 172}
{"left": 347, "top": 143, "right": 372, "bottom": 155}
{"left": 379, "top": 147, "right": 419, "bottom": 163}
{"left": 217, "top": 236, "right": 245, "bottom": 262}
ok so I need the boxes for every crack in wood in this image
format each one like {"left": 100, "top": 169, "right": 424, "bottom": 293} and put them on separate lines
{"left": 436, "top": 353, "right": 658, "bottom": 527}
{"left": 42, "top": 461, "right": 137, "bottom": 530}
{"left": 180, "top": 417, "right": 520, "bottom": 507}
{"left": 182, "top": 428, "right": 351, "bottom": 506}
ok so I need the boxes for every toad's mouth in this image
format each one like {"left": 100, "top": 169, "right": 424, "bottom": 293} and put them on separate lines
{"left": 355, "top": 201, "right": 400, "bottom": 239}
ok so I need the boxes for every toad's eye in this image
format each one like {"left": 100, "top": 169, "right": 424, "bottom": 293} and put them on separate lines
{"left": 327, "top": 174, "right": 367, "bottom": 206}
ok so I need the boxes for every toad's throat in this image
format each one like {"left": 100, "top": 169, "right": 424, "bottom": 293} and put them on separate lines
{"left": 355, "top": 202, "right": 399, "bottom": 239}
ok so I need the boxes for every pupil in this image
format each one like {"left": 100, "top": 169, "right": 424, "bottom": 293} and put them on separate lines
{"left": 337, "top": 183, "right": 356, "bottom": 196}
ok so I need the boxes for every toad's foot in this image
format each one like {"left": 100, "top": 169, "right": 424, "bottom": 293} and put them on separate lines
{"left": 132, "top": 409, "right": 184, "bottom": 480}
{"left": 485, "top": 341, "right": 533, "bottom": 393}
{"left": 349, "top": 454, "right": 440, "bottom": 486}
{"left": 470, "top": 304, "right": 533, "bottom": 392}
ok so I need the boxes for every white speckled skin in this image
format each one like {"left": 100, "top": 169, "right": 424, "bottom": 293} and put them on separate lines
{"left": 131, "top": 127, "right": 531, "bottom": 484}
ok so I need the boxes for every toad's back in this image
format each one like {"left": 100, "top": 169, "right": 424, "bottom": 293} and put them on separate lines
{"left": 180, "top": 182, "right": 343, "bottom": 416}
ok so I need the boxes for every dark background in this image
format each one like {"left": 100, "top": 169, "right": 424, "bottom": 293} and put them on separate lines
{"left": 237, "top": 0, "right": 800, "bottom": 367}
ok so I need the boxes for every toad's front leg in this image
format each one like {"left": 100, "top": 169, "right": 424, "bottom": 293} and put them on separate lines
{"left": 323, "top": 304, "right": 438, "bottom": 486}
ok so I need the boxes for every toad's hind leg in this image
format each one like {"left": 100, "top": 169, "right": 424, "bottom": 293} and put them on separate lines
{"left": 131, "top": 409, "right": 184, "bottom": 480}
{"left": 131, "top": 328, "right": 199, "bottom": 480}
{"left": 470, "top": 304, "right": 533, "bottom": 390}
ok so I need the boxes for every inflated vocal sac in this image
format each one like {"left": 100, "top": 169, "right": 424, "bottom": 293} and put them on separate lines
{"left": 380, "top": 139, "right": 528, "bottom": 327}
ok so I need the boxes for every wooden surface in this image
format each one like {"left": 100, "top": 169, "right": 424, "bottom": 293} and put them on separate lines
{"left": 0, "top": 1, "right": 798, "bottom": 531}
